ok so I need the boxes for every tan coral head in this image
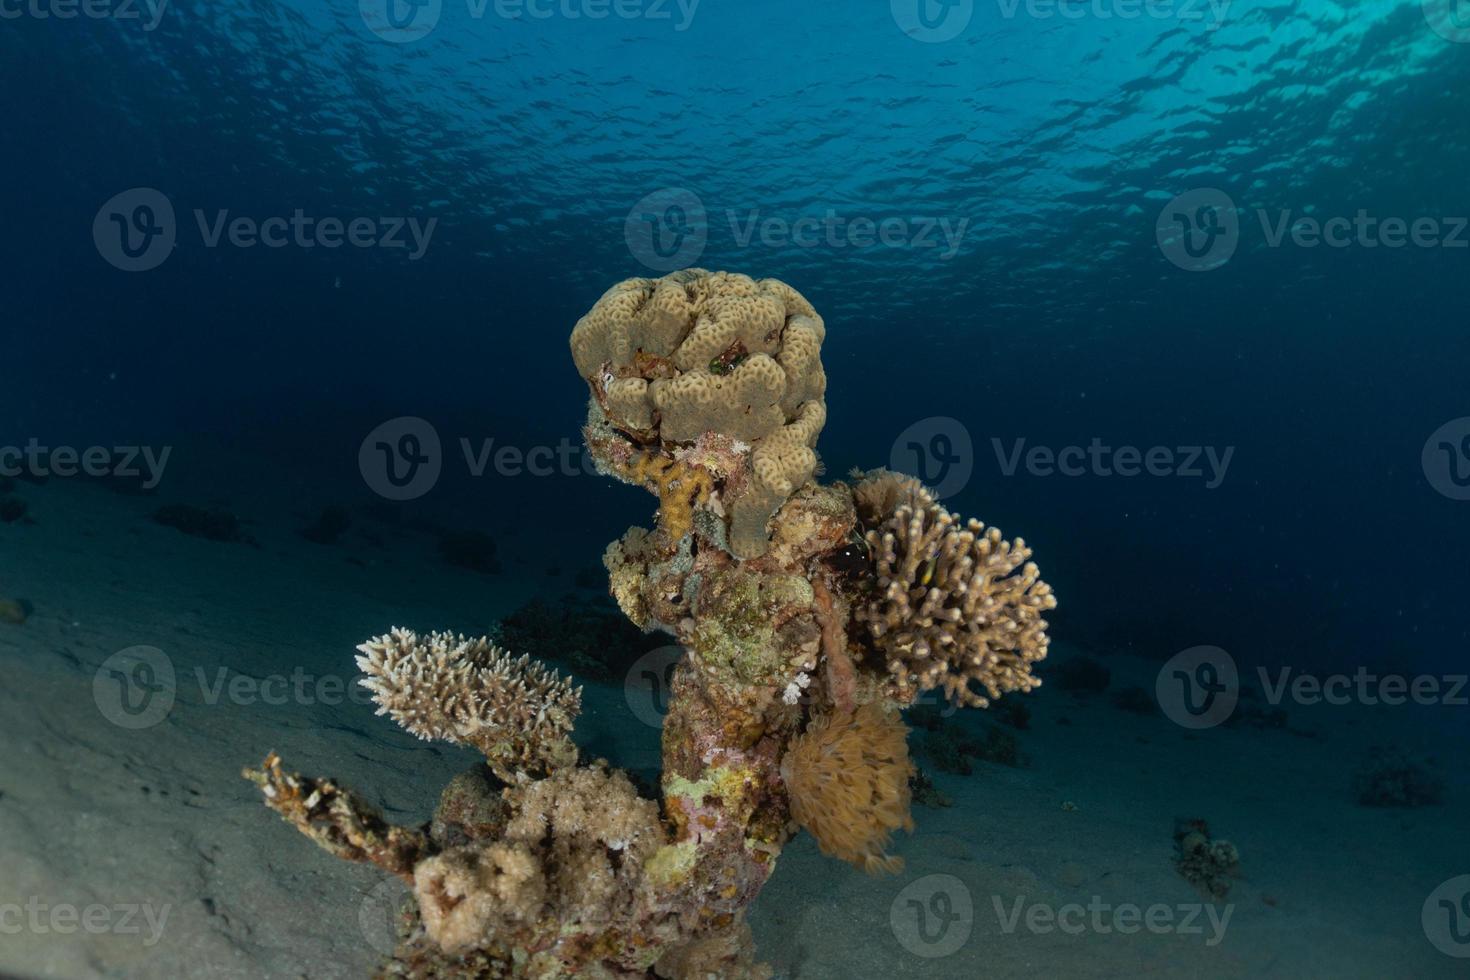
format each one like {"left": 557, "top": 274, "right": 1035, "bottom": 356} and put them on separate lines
{"left": 570, "top": 269, "right": 829, "bottom": 559}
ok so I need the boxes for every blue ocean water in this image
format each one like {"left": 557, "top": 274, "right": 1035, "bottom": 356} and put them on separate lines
{"left": 4, "top": 1, "right": 1470, "bottom": 976}
{"left": 10, "top": 0, "right": 1468, "bottom": 670}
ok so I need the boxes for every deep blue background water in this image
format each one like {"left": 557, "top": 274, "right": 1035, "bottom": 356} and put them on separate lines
{"left": 5, "top": 0, "right": 1469, "bottom": 689}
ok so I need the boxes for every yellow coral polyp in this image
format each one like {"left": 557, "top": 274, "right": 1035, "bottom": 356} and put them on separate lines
{"left": 609, "top": 448, "right": 715, "bottom": 548}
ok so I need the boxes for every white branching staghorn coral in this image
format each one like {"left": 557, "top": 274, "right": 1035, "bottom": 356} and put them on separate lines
{"left": 852, "top": 472, "right": 1056, "bottom": 708}
{"left": 356, "top": 628, "right": 582, "bottom": 781}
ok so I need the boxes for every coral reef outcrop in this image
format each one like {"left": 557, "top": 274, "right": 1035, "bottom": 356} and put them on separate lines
{"left": 245, "top": 270, "right": 1058, "bottom": 978}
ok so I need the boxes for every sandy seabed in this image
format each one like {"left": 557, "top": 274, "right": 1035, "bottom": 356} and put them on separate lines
{"left": 1, "top": 473, "right": 1466, "bottom": 979}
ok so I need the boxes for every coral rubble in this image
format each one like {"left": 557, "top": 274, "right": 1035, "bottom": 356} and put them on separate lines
{"left": 1352, "top": 746, "right": 1445, "bottom": 807}
{"left": 246, "top": 270, "right": 1058, "bottom": 977}
{"left": 0, "top": 597, "right": 31, "bottom": 625}
{"left": 153, "top": 503, "right": 253, "bottom": 543}
{"left": 0, "top": 495, "right": 27, "bottom": 524}
{"left": 1173, "top": 818, "right": 1240, "bottom": 900}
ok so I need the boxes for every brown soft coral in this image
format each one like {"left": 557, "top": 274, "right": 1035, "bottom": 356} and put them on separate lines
{"left": 779, "top": 703, "right": 915, "bottom": 874}
{"left": 852, "top": 475, "right": 1056, "bottom": 708}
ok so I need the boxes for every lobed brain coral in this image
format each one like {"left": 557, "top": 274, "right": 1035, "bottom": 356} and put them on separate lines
{"left": 571, "top": 269, "right": 828, "bottom": 558}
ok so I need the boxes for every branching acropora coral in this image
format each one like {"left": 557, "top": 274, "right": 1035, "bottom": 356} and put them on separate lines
{"left": 356, "top": 628, "right": 582, "bottom": 782}
{"left": 245, "top": 270, "right": 1057, "bottom": 979}
{"left": 852, "top": 471, "right": 1056, "bottom": 708}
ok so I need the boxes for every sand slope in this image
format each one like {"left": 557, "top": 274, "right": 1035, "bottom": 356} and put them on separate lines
{"left": 0, "top": 475, "right": 1465, "bottom": 979}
